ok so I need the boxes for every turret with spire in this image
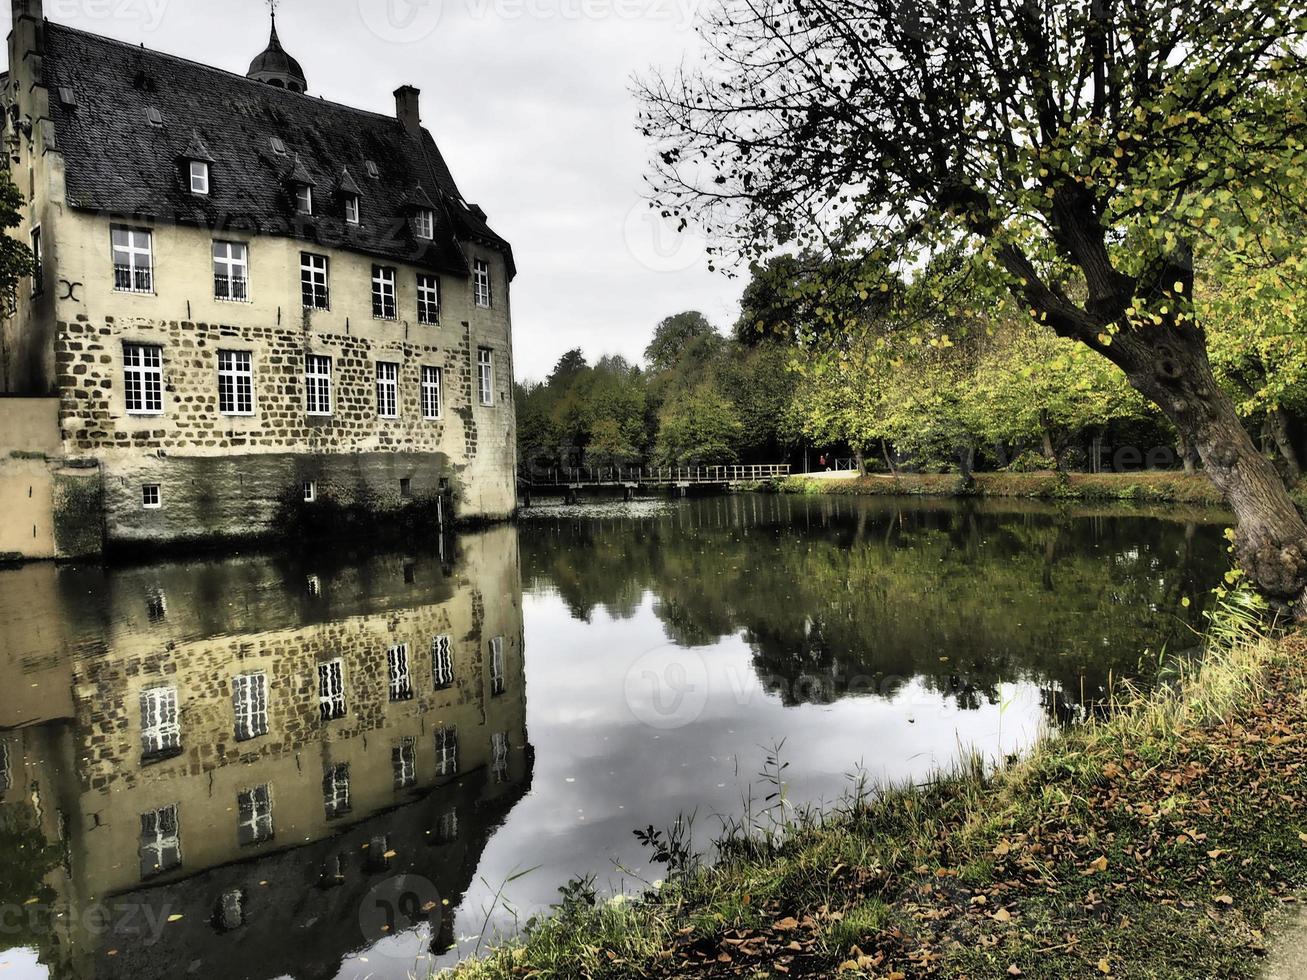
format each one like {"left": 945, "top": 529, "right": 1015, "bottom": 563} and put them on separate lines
{"left": 247, "top": 1, "right": 307, "bottom": 93}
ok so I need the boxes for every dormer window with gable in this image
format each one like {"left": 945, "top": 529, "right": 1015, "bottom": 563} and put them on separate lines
{"left": 181, "top": 130, "right": 215, "bottom": 196}
{"left": 414, "top": 209, "right": 434, "bottom": 240}
{"left": 338, "top": 168, "right": 362, "bottom": 225}
{"left": 288, "top": 154, "right": 316, "bottom": 216}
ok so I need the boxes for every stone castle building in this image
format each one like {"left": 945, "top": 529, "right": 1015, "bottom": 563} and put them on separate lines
{"left": 0, "top": 0, "right": 518, "bottom": 558}
{"left": 0, "top": 525, "right": 531, "bottom": 979}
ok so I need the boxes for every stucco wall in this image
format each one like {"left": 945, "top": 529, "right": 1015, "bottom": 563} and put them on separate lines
{"left": 48, "top": 215, "right": 517, "bottom": 533}
{"left": 0, "top": 397, "right": 101, "bottom": 558}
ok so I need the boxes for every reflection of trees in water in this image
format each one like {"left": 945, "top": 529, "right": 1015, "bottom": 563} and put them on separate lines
{"left": 521, "top": 497, "right": 1226, "bottom": 710}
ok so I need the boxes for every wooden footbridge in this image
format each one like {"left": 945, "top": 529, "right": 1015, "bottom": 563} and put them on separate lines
{"left": 519, "top": 464, "right": 792, "bottom": 504}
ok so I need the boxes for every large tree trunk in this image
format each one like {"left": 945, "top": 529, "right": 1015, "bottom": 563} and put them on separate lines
{"left": 1268, "top": 408, "right": 1303, "bottom": 485}
{"left": 1108, "top": 324, "right": 1307, "bottom": 615}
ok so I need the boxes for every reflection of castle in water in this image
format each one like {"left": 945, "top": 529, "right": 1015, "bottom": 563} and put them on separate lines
{"left": 0, "top": 526, "right": 531, "bottom": 980}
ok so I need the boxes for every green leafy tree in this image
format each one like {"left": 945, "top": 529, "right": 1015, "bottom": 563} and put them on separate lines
{"left": 644, "top": 311, "right": 720, "bottom": 374}
{"left": 654, "top": 383, "right": 744, "bottom": 466}
{"left": 642, "top": 2, "right": 1307, "bottom": 610}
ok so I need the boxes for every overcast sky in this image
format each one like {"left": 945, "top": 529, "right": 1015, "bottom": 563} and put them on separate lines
{"left": 31, "top": 0, "right": 741, "bottom": 381}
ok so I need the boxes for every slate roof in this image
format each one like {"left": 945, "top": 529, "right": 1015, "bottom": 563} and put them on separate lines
{"left": 40, "top": 22, "right": 514, "bottom": 279}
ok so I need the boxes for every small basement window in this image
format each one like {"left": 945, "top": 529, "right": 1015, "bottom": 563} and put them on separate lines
{"left": 142, "top": 484, "right": 161, "bottom": 509}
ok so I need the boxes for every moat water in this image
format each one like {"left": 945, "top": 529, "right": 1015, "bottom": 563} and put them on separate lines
{"left": 0, "top": 494, "right": 1230, "bottom": 979}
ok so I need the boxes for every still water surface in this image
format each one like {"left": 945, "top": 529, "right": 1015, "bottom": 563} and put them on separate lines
{"left": 0, "top": 495, "right": 1229, "bottom": 979}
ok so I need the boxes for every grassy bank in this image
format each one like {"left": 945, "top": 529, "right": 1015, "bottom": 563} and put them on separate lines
{"left": 777, "top": 470, "right": 1307, "bottom": 509}
{"left": 446, "top": 608, "right": 1307, "bottom": 979}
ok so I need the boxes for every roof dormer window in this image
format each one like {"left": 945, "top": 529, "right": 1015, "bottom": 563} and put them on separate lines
{"left": 270, "top": 137, "right": 287, "bottom": 156}
{"left": 345, "top": 194, "right": 360, "bottom": 225}
{"left": 296, "top": 185, "right": 313, "bottom": 215}
{"left": 189, "top": 161, "right": 210, "bottom": 195}
{"left": 414, "top": 209, "right": 434, "bottom": 240}
{"left": 365, "top": 160, "right": 380, "bottom": 179}
{"left": 181, "top": 131, "right": 215, "bottom": 196}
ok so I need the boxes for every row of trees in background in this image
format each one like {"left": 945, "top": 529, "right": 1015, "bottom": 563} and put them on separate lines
{"left": 515, "top": 310, "right": 794, "bottom": 474}
{"left": 516, "top": 255, "right": 1307, "bottom": 483}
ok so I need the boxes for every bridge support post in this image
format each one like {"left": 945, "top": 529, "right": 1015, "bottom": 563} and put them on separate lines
{"left": 522, "top": 488, "right": 532, "bottom": 509}
{"left": 623, "top": 485, "right": 633, "bottom": 502}
{"left": 565, "top": 488, "right": 579, "bottom": 505}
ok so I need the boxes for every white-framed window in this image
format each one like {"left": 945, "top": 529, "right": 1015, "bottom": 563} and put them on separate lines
{"left": 393, "top": 738, "right": 416, "bottom": 790}
{"left": 140, "top": 686, "right": 180, "bottom": 758}
{"left": 189, "top": 160, "right": 210, "bottom": 195}
{"left": 141, "top": 484, "right": 162, "bottom": 510}
{"left": 436, "top": 807, "right": 458, "bottom": 843}
{"left": 435, "top": 726, "right": 458, "bottom": 777}
{"left": 372, "top": 265, "right": 397, "bottom": 320}
{"left": 217, "top": 350, "right": 254, "bottom": 415}
{"left": 489, "top": 636, "right": 505, "bottom": 696}
{"left": 323, "top": 763, "right": 350, "bottom": 819}
{"left": 477, "top": 347, "right": 494, "bottom": 406}
{"left": 432, "top": 635, "right": 454, "bottom": 689}
{"left": 301, "top": 252, "right": 329, "bottom": 309}
{"left": 305, "top": 353, "right": 332, "bottom": 416}
{"left": 213, "top": 240, "right": 249, "bottom": 301}
{"left": 232, "top": 672, "right": 269, "bottom": 741}
{"left": 112, "top": 226, "right": 154, "bottom": 293}
{"left": 387, "top": 643, "right": 413, "bottom": 702}
{"left": 306, "top": 573, "right": 322, "bottom": 597}
{"left": 30, "top": 226, "right": 42, "bottom": 295}
{"left": 295, "top": 185, "right": 313, "bottom": 215}
{"left": 417, "top": 274, "right": 440, "bottom": 324}
{"left": 421, "top": 366, "right": 442, "bottom": 420}
{"left": 317, "top": 659, "right": 346, "bottom": 721}
{"left": 123, "top": 342, "right": 164, "bottom": 414}
{"left": 473, "top": 258, "right": 491, "bottom": 308}
{"left": 303, "top": 480, "right": 317, "bottom": 503}
{"left": 491, "top": 731, "right": 509, "bottom": 784}
{"left": 345, "top": 194, "right": 361, "bottom": 225}
{"left": 237, "top": 785, "right": 273, "bottom": 846}
{"left": 414, "top": 208, "right": 434, "bottom": 240}
{"left": 139, "top": 804, "right": 182, "bottom": 879}
{"left": 375, "top": 361, "right": 399, "bottom": 419}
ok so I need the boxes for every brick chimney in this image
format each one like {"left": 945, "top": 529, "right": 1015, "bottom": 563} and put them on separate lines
{"left": 394, "top": 85, "right": 420, "bottom": 132}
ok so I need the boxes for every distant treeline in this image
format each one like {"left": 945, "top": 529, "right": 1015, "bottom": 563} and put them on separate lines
{"left": 516, "top": 256, "right": 1306, "bottom": 483}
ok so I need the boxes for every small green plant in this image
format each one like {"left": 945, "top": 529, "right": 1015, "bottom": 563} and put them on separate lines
{"left": 633, "top": 813, "right": 699, "bottom": 881}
